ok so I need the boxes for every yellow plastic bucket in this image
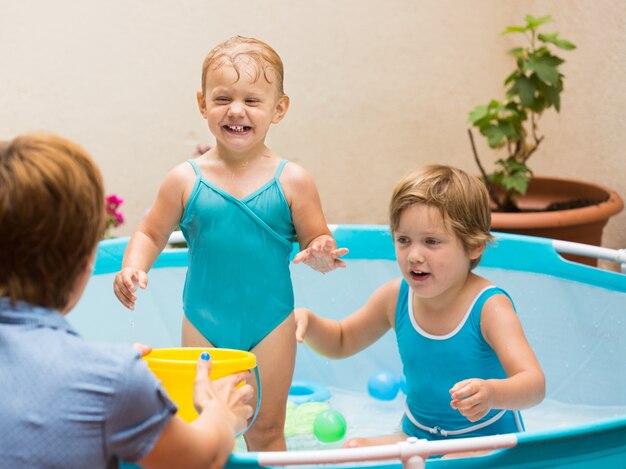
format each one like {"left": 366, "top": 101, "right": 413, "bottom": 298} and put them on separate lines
{"left": 144, "top": 347, "right": 256, "bottom": 422}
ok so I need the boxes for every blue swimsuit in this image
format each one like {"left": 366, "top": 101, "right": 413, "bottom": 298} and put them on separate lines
{"left": 395, "top": 280, "right": 524, "bottom": 440}
{"left": 179, "top": 159, "right": 296, "bottom": 351}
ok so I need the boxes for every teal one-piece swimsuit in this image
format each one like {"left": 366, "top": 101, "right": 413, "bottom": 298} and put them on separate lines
{"left": 396, "top": 280, "right": 525, "bottom": 440}
{"left": 179, "top": 159, "right": 296, "bottom": 351}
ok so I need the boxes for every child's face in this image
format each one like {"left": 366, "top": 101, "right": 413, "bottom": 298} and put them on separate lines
{"left": 393, "top": 204, "right": 482, "bottom": 299}
{"left": 197, "top": 61, "right": 289, "bottom": 153}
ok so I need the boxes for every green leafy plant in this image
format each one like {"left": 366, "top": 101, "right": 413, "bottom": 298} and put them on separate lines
{"left": 468, "top": 15, "right": 576, "bottom": 212}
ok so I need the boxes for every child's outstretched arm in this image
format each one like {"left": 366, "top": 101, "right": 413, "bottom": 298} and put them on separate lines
{"left": 113, "top": 164, "right": 192, "bottom": 309}
{"left": 294, "top": 279, "right": 400, "bottom": 358}
{"left": 449, "top": 294, "right": 545, "bottom": 423}
{"left": 283, "top": 163, "right": 348, "bottom": 273}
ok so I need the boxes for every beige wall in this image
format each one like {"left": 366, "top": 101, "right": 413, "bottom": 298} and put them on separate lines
{"left": 2, "top": 1, "right": 624, "bottom": 251}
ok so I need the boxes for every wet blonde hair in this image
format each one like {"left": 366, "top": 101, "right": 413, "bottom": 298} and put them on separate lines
{"left": 389, "top": 165, "right": 493, "bottom": 270}
{"left": 200, "top": 35, "right": 285, "bottom": 97}
{"left": 0, "top": 133, "right": 105, "bottom": 309}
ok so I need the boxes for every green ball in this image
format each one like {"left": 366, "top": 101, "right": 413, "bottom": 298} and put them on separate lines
{"left": 313, "top": 409, "right": 347, "bottom": 443}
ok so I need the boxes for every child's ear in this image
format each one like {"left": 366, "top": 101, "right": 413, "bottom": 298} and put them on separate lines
{"left": 197, "top": 91, "right": 208, "bottom": 118}
{"left": 468, "top": 242, "right": 486, "bottom": 261}
{"left": 272, "top": 95, "right": 290, "bottom": 124}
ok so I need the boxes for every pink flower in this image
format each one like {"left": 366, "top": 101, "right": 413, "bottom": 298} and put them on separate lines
{"left": 106, "top": 194, "right": 123, "bottom": 205}
{"left": 103, "top": 193, "right": 125, "bottom": 238}
{"left": 106, "top": 194, "right": 124, "bottom": 210}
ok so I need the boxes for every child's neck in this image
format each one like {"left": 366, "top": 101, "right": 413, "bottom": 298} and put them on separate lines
{"left": 213, "top": 142, "right": 273, "bottom": 168}
{"left": 413, "top": 274, "right": 484, "bottom": 325}
{"left": 417, "top": 280, "right": 467, "bottom": 315}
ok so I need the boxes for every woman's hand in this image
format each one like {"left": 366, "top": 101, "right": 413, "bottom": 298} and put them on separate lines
{"left": 132, "top": 342, "right": 153, "bottom": 357}
{"left": 193, "top": 352, "right": 254, "bottom": 435}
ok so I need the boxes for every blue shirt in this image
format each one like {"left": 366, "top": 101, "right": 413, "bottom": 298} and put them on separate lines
{"left": 0, "top": 298, "right": 177, "bottom": 468}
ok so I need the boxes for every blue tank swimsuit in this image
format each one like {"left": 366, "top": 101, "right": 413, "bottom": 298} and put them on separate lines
{"left": 179, "top": 159, "right": 296, "bottom": 351}
{"left": 395, "top": 280, "right": 525, "bottom": 440}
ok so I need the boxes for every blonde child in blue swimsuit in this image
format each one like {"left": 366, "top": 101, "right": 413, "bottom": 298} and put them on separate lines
{"left": 295, "top": 165, "right": 545, "bottom": 450}
{"left": 113, "top": 36, "right": 348, "bottom": 452}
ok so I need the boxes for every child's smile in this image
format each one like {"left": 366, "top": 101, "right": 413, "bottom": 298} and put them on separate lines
{"left": 409, "top": 269, "right": 430, "bottom": 282}
{"left": 223, "top": 124, "right": 252, "bottom": 135}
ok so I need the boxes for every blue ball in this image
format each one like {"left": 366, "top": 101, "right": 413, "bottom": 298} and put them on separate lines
{"left": 399, "top": 374, "right": 407, "bottom": 394}
{"left": 367, "top": 371, "right": 400, "bottom": 400}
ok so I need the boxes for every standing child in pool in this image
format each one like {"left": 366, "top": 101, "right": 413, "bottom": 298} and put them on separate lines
{"left": 295, "top": 165, "right": 545, "bottom": 447}
{"left": 113, "top": 36, "right": 347, "bottom": 451}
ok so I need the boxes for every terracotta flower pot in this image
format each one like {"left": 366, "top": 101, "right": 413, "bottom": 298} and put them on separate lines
{"left": 490, "top": 176, "right": 624, "bottom": 266}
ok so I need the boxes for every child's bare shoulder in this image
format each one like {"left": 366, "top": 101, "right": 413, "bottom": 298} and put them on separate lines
{"left": 279, "top": 161, "right": 318, "bottom": 200}
{"left": 371, "top": 278, "right": 403, "bottom": 305}
{"left": 380, "top": 277, "right": 402, "bottom": 291}
{"left": 280, "top": 160, "right": 313, "bottom": 183}
{"left": 163, "top": 160, "right": 197, "bottom": 184}
{"left": 155, "top": 160, "right": 198, "bottom": 200}
{"left": 372, "top": 278, "right": 403, "bottom": 325}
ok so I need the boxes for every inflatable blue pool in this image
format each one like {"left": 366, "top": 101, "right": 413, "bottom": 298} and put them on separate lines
{"left": 72, "top": 225, "right": 626, "bottom": 468}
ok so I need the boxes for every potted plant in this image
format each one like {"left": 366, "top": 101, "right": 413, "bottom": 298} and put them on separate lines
{"left": 467, "top": 14, "right": 623, "bottom": 264}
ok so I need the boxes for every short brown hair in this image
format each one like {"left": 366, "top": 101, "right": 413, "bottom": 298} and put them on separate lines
{"left": 0, "top": 133, "right": 105, "bottom": 309}
{"left": 389, "top": 165, "right": 493, "bottom": 270}
{"left": 200, "top": 36, "right": 285, "bottom": 97}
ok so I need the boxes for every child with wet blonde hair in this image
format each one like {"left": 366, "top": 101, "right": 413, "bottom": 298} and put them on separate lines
{"left": 200, "top": 35, "right": 286, "bottom": 96}
{"left": 296, "top": 164, "right": 544, "bottom": 448}
{"left": 114, "top": 36, "right": 347, "bottom": 451}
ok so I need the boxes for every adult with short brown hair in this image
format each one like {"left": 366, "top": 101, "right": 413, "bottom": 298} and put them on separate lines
{"left": 0, "top": 133, "right": 253, "bottom": 469}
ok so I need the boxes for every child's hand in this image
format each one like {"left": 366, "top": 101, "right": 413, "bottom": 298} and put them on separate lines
{"left": 113, "top": 267, "right": 148, "bottom": 310}
{"left": 293, "top": 236, "right": 349, "bottom": 273}
{"left": 449, "top": 378, "right": 493, "bottom": 422}
{"left": 194, "top": 352, "right": 254, "bottom": 435}
{"left": 294, "top": 308, "right": 311, "bottom": 343}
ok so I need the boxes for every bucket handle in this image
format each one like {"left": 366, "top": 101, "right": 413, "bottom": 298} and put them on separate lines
{"left": 235, "top": 365, "right": 262, "bottom": 438}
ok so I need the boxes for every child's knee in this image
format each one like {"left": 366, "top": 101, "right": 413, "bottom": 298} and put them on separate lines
{"left": 245, "top": 421, "right": 285, "bottom": 448}
{"left": 251, "top": 417, "right": 284, "bottom": 437}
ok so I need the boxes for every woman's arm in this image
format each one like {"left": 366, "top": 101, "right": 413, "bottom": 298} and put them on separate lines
{"left": 139, "top": 355, "right": 254, "bottom": 469}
